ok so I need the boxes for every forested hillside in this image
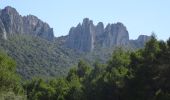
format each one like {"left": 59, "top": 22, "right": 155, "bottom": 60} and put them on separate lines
{"left": 1, "top": 36, "right": 170, "bottom": 100}
{"left": 0, "top": 50, "right": 26, "bottom": 99}
{"left": 0, "top": 33, "right": 145, "bottom": 79}
{"left": 0, "top": 34, "right": 80, "bottom": 79}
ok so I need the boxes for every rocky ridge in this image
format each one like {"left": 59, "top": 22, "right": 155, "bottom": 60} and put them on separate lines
{"left": 0, "top": 6, "right": 150, "bottom": 52}
{"left": 65, "top": 18, "right": 150, "bottom": 52}
{"left": 0, "top": 6, "right": 54, "bottom": 40}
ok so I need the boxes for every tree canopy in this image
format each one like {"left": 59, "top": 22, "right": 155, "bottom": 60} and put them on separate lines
{"left": 1, "top": 36, "right": 170, "bottom": 100}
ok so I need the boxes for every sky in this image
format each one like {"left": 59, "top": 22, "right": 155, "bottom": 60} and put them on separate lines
{"left": 0, "top": 0, "right": 170, "bottom": 40}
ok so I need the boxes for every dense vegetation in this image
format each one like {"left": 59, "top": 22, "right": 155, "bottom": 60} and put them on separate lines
{"left": 1, "top": 36, "right": 170, "bottom": 100}
{"left": 0, "top": 34, "right": 130, "bottom": 79}
{"left": 0, "top": 50, "right": 25, "bottom": 99}
{"left": 0, "top": 34, "right": 81, "bottom": 79}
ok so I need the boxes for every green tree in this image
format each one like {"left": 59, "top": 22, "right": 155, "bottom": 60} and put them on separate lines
{"left": 24, "top": 78, "right": 55, "bottom": 100}
{"left": 0, "top": 50, "right": 25, "bottom": 99}
{"left": 125, "top": 36, "right": 162, "bottom": 100}
{"left": 77, "top": 60, "right": 91, "bottom": 78}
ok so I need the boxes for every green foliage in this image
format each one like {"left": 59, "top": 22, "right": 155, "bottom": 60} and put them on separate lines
{"left": 77, "top": 60, "right": 91, "bottom": 78}
{"left": 108, "top": 48, "right": 130, "bottom": 69}
{"left": 0, "top": 92, "right": 26, "bottom": 100}
{"left": 123, "top": 36, "right": 170, "bottom": 100}
{"left": 0, "top": 34, "right": 141, "bottom": 80}
{"left": 0, "top": 50, "right": 25, "bottom": 99}
{"left": 24, "top": 37, "right": 170, "bottom": 100}
{"left": 1, "top": 34, "right": 170, "bottom": 100}
{"left": 24, "top": 78, "right": 56, "bottom": 100}
{"left": 0, "top": 34, "right": 80, "bottom": 79}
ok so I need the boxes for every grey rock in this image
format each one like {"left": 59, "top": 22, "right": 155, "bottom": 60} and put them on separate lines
{"left": 137, "top": 35, "right": 151, "bottom": 43}
{"left": 96, "top": 22, "right": 104, "bottom": 36}
{"left": 130, "top": 35, "right": 151, "bottom": 48}
{"left": 0, "top": 6, "right": 23, "bottom": 35}
{"left": 0, "top": 18, "right": 7, "bottom": 39}
{"left": 66, "top": 18, "right": 96, "bottom": 52}
{"left": 95, "top": 22, "right": 104, "bottom": 45}
{"left": 23, "top": 15, "right": 54, "bottom": 41}
{"left": 102, "top": 23, "right": 129, "bottom": 47}
{"left": 136, "top": 35, "right": 151, "bottom": 46}
{"left": 65, "top": 18, "right": 130, "bottom": 52}
{"left": 0, "top": 6, "right": 54, "bottom": 40}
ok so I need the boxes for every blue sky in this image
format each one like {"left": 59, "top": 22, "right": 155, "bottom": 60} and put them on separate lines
{"left": 1, "top": 0, "right": 170, "bottom": 40}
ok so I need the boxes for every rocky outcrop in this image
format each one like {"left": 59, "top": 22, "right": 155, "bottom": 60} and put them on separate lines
{"left": 0, "top": 18, "right": 7, "bottom": 39}
{"left": 136, "top": 35, "right": 151, "bottom": 43}
{"left": 0, "top": 6, "right": 150, "bottom": 51}
{"left": 100, "top": 23, "right": 129, "bottom": 47}
{"left": 0, "top": 6, "right": 54, "bottom": 40}
{"left": 65, "top": 18, "right": 151, "bottom": 52}
{"left": 65, "top": 18, "right": 130, "bottom": 52}
{"left": 130, "top": 35, "right": 151, "bottom": 48}
{"left": 66, "top": 18, "right": 96, "bottom": 52}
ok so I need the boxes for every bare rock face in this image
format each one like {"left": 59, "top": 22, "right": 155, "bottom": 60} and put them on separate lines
{"left": 66, "top": 18, "right": 96, "bottom": 52}
{"left": 65, "top": 18, "right": 130, "bottom": 52}
{"left": 135, "top": 35, "right": 151, "bottom": 46}
{"left": 137, "top": 35, "right": 151, "bottom": 43}
{"left": 0, "top": 18, "right": 7, "bottom": 39}
{"left": 22, "top": 15, "right": 54, "bottom": 40}
{"left": 0, "top": 6, "right": 54, "bottom": 40}
{"left": 101, "top": 23, "right": 129, "bottom": 47}
{"left": 95, "top": 22, "right": 104, "bottom": 45}
{"left": 129, "top": 35, "right": 151, "bottom": 48}
{"left": 0, "top": 6, "right": 23, "bottom": 35}
{"left": 65, "top": 18, "right": 151, "bottom": 52}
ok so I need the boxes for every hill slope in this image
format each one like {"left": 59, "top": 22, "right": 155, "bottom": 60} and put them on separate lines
{"left": 0, "top": 34, "right": 80, "bottom": 79}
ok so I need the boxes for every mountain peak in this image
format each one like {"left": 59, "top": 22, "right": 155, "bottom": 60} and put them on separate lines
{"left": 137, "top": 35, "right": 151, "bottom": 43}
{"left": 2, "top": 6, "right": 20, "bottom": 17}
{"left": 83, "top": 18, "right": 90, "bottom": 23}
{"left": 65, "top": 18, "right": 131, "bottom": 52}
{"left": 4, "top": 6, "right": 17, "bottom": 12}
{"left": 66, "top": 18, "right": 95, "bottom": 52}
{"left": 82, "top": 18, "right": 94, "bottom": 27}
{"left": 97, "top": 22, "right": 104, "bottom": 28}
{"left": 0, "top": 6, "right": 54, "bottom": 41}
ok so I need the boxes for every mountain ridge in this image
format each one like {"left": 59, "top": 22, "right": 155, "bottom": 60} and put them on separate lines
{"left": 0, "top": 6, "right": 150, "bottom": 51}
{"left": 0, "top": 6, "right": 54, "bottom": 40}
{"left": 64, "top": 18, "right": 150, "bottom": 52}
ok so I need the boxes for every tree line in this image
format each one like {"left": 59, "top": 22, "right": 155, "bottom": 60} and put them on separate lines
{"left": 0, "top": 36, "right": 170, "bottom": 100}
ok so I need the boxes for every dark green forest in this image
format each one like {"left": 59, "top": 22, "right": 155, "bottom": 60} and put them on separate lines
{"left": 0, "top": 36, "right": 170, "bottom": 100}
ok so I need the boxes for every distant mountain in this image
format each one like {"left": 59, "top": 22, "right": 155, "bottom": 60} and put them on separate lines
{"left": 0, "top": 6, "right": 151, "bottom": 79}
{"left": 64, "top": 18, "right": 150, "bottom": 52}
{"left": 0, "top": 6, "right": 54, "bottom": 40}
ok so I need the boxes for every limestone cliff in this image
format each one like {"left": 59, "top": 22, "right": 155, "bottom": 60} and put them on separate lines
{"left": 0, "top": 6, "right": 54, "bottom": 40}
